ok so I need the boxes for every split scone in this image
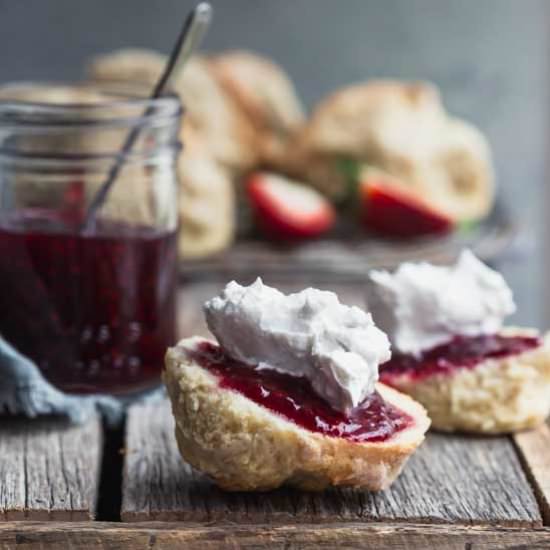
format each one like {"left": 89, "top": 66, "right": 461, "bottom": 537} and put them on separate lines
{"left": 286, "top": 80, "right": 494, "bottom": 222}
{"left": 164, "top": 279, "right": 430, "bottom": 492}
{"left": 367, "top": 250, "right": 550, "bottom": 434}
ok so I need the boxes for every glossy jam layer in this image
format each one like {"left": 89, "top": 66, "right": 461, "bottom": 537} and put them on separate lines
{"left": 380, "top": 333, "right": 541, "bottom": 382}
{"left": 190, "top": 342, "right": 413, "bottom": 443}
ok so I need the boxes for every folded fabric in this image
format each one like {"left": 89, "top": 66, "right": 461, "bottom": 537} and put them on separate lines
{"left": 0, "top": 336, "right": 164, "bottom": 426}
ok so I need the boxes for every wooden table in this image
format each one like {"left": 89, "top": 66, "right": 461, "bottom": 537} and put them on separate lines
{"left": 1, "top": 281, "right": 550, "bottom": 549}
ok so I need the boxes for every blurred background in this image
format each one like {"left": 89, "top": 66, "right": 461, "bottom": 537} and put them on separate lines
{"left": 0, "top": 0, "right": 547, "bottom": 327}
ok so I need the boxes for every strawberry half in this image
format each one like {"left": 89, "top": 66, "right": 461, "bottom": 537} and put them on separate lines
{"left": 247, "top": 172, "right": 335, "bottom": 240}
{"left": 360, "top": 172, "right": 454, "bottom": 237}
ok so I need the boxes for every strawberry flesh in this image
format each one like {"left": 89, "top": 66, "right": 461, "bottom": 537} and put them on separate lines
{"left": 247, "top": 173, "right": 335, "bottom": 240}
{"left": 361, "top": 179, "right": 453, "bottom": 237}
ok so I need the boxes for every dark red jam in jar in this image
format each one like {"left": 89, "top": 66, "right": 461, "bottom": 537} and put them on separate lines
{"left": 380, "top": 333, "right": 541, "bottom": 382}
{"left": 191, "top": 342, "right": 413, "bottom": 443}
{"left": 0, "top": 84, "right": 182, "bottom": 394}
{"left": 0, "top": 215, "right": 178, "bottom": 394}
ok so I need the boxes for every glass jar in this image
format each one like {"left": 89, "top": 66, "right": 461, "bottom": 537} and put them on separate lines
{"left": 0, "top": 82, "right": 181, "bottom": 395}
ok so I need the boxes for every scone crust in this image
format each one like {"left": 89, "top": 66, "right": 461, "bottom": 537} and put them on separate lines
{"left": 209, "top": 50, "right": 305, "bottom": 163}
{"left": 164, "top": 337, "right": 430, "bottom": 492}
{"left": 381, "top": 328, "right": 550, "bottom": 434}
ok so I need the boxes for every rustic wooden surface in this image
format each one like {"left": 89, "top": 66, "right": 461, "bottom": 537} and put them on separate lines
{"left": 1, "top": 521, "right": 549, "bottom": 549}
{"left": 0, "top": 416, "right": 102, "bottom": 521}
{"left": 514, "top": 421, "right": 550, "bottom": 525}
{"left": 2, "top": 278, "right": 549, "bottom": 546}
{"left": 121, "top": 400, "right": 541, "bottom": 526}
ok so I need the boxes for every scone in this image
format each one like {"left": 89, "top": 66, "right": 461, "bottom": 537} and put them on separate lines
{"left": 288, "top": 80, "right": 494, "bottom": 222}
{"left": 380, "top": 328, "right": 550, "bottom": 433}
{"left": 164, "top": 279, "right": 430, "bottom": 492}
{"left": 209, "top": 50, "right": 305, "bottom": 164}
{"left": 177, "top": 142, "right": 235, "bottom": 258}
{"left": 87, "top": 48, "right": 259, "bottom": 174}
{"left": 165, "top": 338, "right": 429, "bottom": 492}
{"left": 367, "top": 250, "right": 550, "bottom": 433}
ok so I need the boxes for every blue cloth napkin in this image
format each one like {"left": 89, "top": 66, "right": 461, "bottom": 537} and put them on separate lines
{"left": 0, "top": 335, "right": 165, "bottom": 426}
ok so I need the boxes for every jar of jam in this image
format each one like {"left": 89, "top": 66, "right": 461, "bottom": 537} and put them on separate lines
{"left": 0, "top": 82, "right": 181, "bottom": 395}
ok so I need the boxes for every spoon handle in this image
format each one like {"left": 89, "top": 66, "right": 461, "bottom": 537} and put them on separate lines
{"left": 153, "top": 2, "right": 213, "bottom": 97}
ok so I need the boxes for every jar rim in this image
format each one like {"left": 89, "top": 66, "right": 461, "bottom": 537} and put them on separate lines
{"left": 0, "top": 81, "right": 182, "bottom": 165}
{"left": 0, "top": 81, "right": 183, "bottom": 129}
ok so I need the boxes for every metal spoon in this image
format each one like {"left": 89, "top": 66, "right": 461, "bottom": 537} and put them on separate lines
{"left": 82, "top": 2, "right": 213, "bottom": 233}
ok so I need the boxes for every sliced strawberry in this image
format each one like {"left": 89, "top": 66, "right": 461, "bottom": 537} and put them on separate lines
{"left": 247, "top": 172, "right": 335, "bottom": 240}
{"left": 360, "top": 173, "right": 454, "bottom": 237}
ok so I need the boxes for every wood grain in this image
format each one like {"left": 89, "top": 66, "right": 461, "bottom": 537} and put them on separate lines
{"left": 514, "top": 421, "right": 550, "bottom": 525}
{"left": 0, "top": 521, "right": 549, "bottom": 549}
{"left": 0, "top": 416, "right": 102, "bottom": 521}
{"left": 122, "top": 401, "right": 541, "bottom": 525}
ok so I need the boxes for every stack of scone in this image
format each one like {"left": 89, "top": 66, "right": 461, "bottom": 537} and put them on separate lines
{"left": 88, "top": 48, "right": 495, "bottom": 256}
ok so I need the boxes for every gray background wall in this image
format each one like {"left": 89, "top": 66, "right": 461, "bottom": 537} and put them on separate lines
{"left": 0, "top": 0, "right": 548, "bottom": 326}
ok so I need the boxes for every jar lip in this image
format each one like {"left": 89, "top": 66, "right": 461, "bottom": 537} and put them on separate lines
{"left": 0, "top": 80, "right": 183, "bottom": 129}
{"left": 0, "top": 142, "right": 183, "bottom": 169}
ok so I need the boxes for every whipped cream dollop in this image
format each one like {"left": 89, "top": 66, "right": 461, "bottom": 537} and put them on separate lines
{"left": 203, "top": 278, "right": 391, "bottom": 414}
{"left": 366, "top": 250, "right": 516, "bottom": 356}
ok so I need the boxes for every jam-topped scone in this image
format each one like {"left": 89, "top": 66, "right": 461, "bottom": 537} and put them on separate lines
{"left": 367, "top": 250, "right": 550, "bottom": 434}
{"left": 164, "top": 279, "right": 430, "bottom": 492}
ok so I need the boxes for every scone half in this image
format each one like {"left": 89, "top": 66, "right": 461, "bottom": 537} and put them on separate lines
{"left": 164, "top": 336, "right": 430, "bottom": 492}
{"left": 380, "top": 328, "right": 550, "bottom": 434}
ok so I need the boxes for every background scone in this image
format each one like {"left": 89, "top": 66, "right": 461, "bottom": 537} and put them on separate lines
{"left": 164, "top": 336, "right": 430, "bottom": 492}
{"left": 177, "top": 141, "right": 235, "bottom": 258}
{"left": 88, "top": 48, "right": 246, "bottom": 257}
{"left": 380, "top": 328, "right": 550, "bottom": 434}
{"left": 288, "top": 80, "right": 494, "bottom": 221}
{"left": 209, "top": 50, "right": 305, "bottom": 164}
{"left": 368, "top": 251, "right": 550, "bottom": 434}
{"left": 88, "top": 48, "right": 258, "bottom": 174}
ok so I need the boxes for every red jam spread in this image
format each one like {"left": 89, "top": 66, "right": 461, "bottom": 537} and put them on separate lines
{"left": 380, "top": 333, "right": 541, "bottom": 382}
{"left": 190, "top": 341, "right": 413, "bottom": 443}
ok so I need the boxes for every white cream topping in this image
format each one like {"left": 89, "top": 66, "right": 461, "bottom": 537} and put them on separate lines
{"left": 203, "top": 278, "right": 391, "bottom": 414}
{"left": 366, "top": 250, "right": 516, "bottom": 356}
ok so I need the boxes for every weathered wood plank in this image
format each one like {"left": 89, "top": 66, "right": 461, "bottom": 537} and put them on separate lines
{"left": 514, "top": 421, "right": 550, "bottom": 525}
{"left": 122, "top": 401, "right": 541, "bottom": 525}
{"left": 0, "top": 417, "right": 102, "bottom": 521}
{"left": 1, "top": 521, "right": 549, "bottom": 549}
